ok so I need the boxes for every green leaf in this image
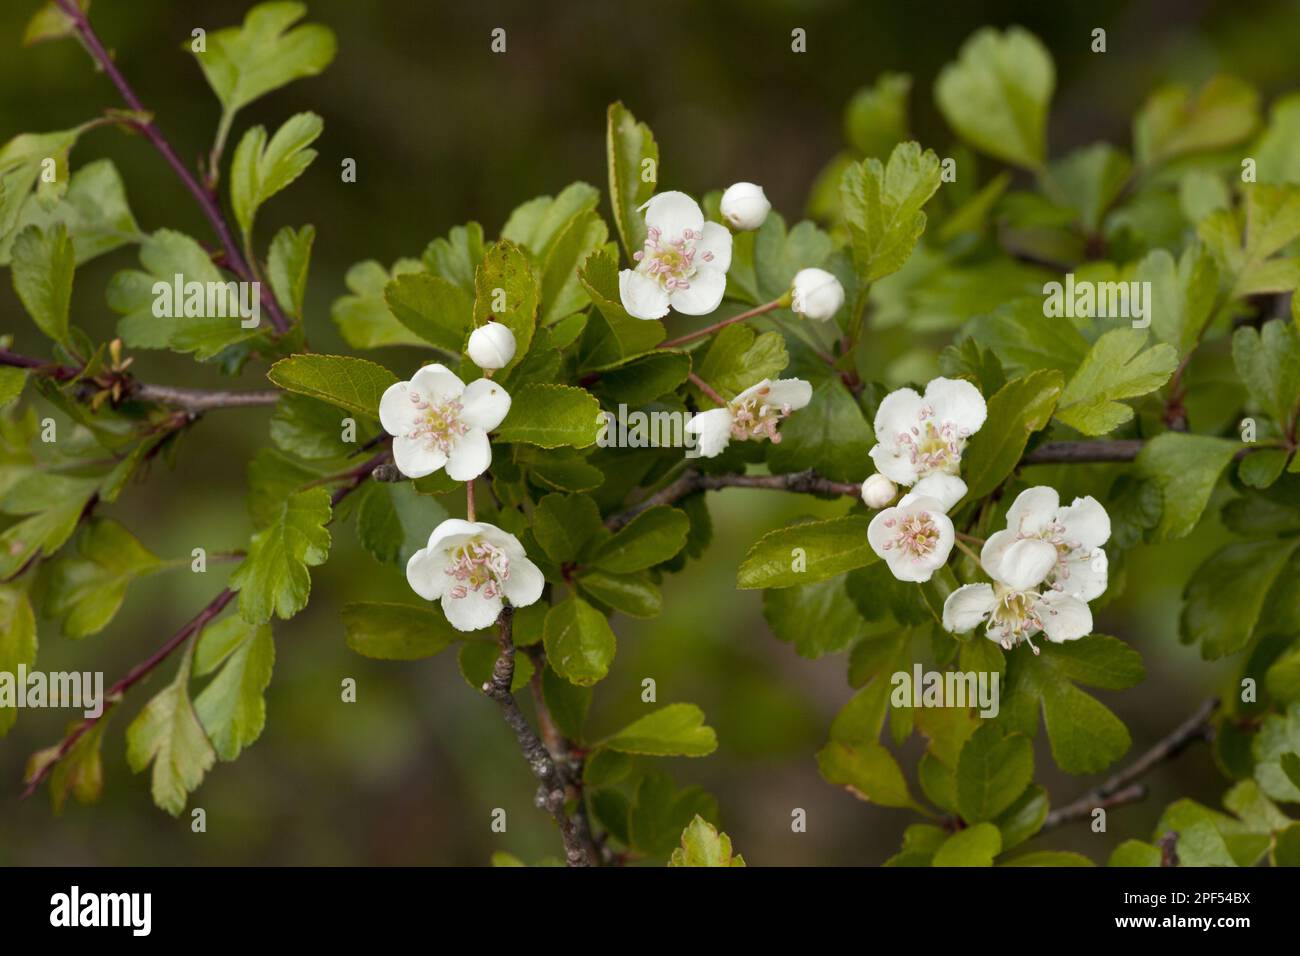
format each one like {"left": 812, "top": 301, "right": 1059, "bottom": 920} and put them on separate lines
{"left": 576, "top": 250, "right": 665, "bottom": 369}
{"left": 606, "top": 102, "right": 659, "bottom": 261}
{"left": 125, "top": 644, "right": 215, "bottom": 816}
{"left": 194, "top": 618, "right": 274, "bottom": 761}
{"left": 575, "top": 570, "right": 661, "bottom": 619}
{"left": 668, "top": 815, "right": 746, "bottom": 867}
{"left": 496, "top": 384, "right": 602, "bottom": 448}
{"left": 956, "top": 724, "right": 1034, "bottom": 823}
{"left": 195, "top": 2, "right": 336, "bottom": 115}
{"left": 342, "top": 602, "right": 457, "bottom": 660}
{"left": 542, "top": 665, "right": 591, "bottom": 740}
{"left": 589, "top": 505, "right": 688, "bottom": 573}
{"left": 1272, "top": 822, "right": 1300, "bottom": 866}
{"left": 502, "top": 183, "right": 599, "bottom": 261}
{"left": 593, "top": 351, "right": 690, "bottom": 407}
{"left": 267, "top": 353, "right": 397, "bottom": 419}
{"left": 266, "top": 224, "right": 314, "bottom": 321}
{"left": 1134, "top": 75, "right": 1259, "bottom": 168}
{"left": 1050, "top": 144, "right": 1131, "bottom": 232}
{"left": 0, "top": 482, "right": 96, "bottom": 580}
{"left": 1054, "top": 329, "right": 1178, "bottom": 436}
{"left": 457, "top": 641, "right": 531, "bottom": 693}
{"left": 1182, "top": 538, "right": 1300, "bottom": 659}
{"left": 932, "top": 822, "right": 1002, "bottom": 867}
{"left": 1137, "top": 433, "right": 1239, "bottom": 541}
{"left": 817, "top": 740, "right": 916, "bottom": 809}
{"left": 1233, "top": 319, "right": 1300, "bottom": 427}
{"left": 22, "top": 0, "right": 89, "bottom": 47}
{"left": 737, "top": 516, "right": 876, "bottom": 589}
{"left": 0, "top": 367, "right": 28, "bottom": 408}
{"left": 355, "top": 481, "right": 448, "bottom": 566}
{"left": 540, "top": 211, "right": 608, "bottom": 325}
{"left": 968, "top": 299, "right": 1090, "bottom": 377}
{"left": 841, "top": 142, "right": 942, "bottom": 284}
{"left": 383, "top": 272, "right": 473, "bottom": 352}
{"left": 994, "top": 784, "right": 1049, "bottom": 851}
{"left": 1108, "top": 840, "right": 1163, "bottom": 867}
{"left": 270, "top": 393, "right": 367, "bottom": 460}
{"left": 543, "top": 594, "right": 616, "bottom": 686}
{"left": 11, "top": 223, "right": 75, "bottom": 346}
{"left": 762, "top": 577, "right": 868, "bottom": 659}
{"left": 43, "top": 518, "right": 161, "bottom": 639}
{"left": 767, "top": 377, "right": 873, "bottom": 482}
{"left": 1137, "top": 246, "right": 1219, "bottom": 356}
{"left": 1001, "top": 850, "right": 1094, "bottom": 867}
{"left": 229, "top": 112, "right": 321, "bottom": 237}
{"left": 0, "top": 122, "right": 96, "bottom": 243}
{"left": 692, "top": 323, "right": 789, "bottom": 403}
{"left": 844, "top": 72, "right": 911, "bottom": 159}
{"left": 3, "top": 159, "right": 141, "bottom": 265}
{"left": 532, "top": 493, "right": 604, "bottom": 564}
{"left": 330, "top": 258, "right": 427, "bottom": 349}
{"left": 999, "top": 635, "right": 1144, "bottom": 774}
{"left": 230, "top": 487, "right": 332, "bottom": 625}
{"left": 472, "top": 240, "right": 539, "bottom": 372}
{"left": 958, "top": 369, "right": 1063, "bottom": 503}
{"left": 627, "top": 771, "right": 717, "bottom": 857}
{"left": 0, "top": 585, "right": 37, "bottom": 736}
{"left": 753, "top": 213, "right": 835, "bottom": 303}
{"left": 604, "top": 703, "right": 717, "bottom": 757}
{"left": 935, "top": 27, "right": 1054, "bottom": 169}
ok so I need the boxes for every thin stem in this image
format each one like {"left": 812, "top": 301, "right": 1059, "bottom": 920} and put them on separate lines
{"left": 953, "top": 538, "right": 981, "bottom": 564}
{"left": 660, "top": 298, "right": 786, "bottom": 349}
{"left": 466, "top": 479, "right": 477, "bottom": 523}
{"left": 52, "top": 0, "right": 289, "bottom": 334}
{"left": 687, "top": 371, "right": 728, "bottom": 407}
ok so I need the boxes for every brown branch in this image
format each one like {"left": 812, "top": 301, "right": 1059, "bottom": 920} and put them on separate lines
{"left": 1023, "top": 440, "right": 1144, "bottom": 464}
{"left": 52, "top": 0, "right": 290, "bottom": 334}
{"left": 484, "top": 607, "right": 592, "bottom": 866}
{"left": 1041, "top": 698, "right": 1218, "bottom": 831}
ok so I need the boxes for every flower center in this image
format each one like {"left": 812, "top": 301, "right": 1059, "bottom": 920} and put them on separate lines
{"left": 406, "top": 391, "right": 469, "bottom": 455}
{"left": 881, "top": 511, "right": 942, "bottom": 558}
{"left": 988, "top": 584, "right": 1044, "bottom": 653}
{"left": 633, "top": 225, "right": 712, "bottom": 291}
{"left": 729, "top": 386, "right": 793, "bottom": 443}
{"left": 895, "top": 405, "right": 969, "bottom": 476}
{"left": 444, "top": 538, "right": 511, "bottom": 601}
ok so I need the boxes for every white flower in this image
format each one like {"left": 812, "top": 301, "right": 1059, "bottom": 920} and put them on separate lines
{"left": 619, "top": 191, "right": 732, "bottom": 320}
{"left": 790, "top": 268, "right": 844, "bottom": 321}
{"left": 869, "top": 377, "right": 987, "bottom": 512}
{"left": 467, "top": 323, "right": 516, "bottom": 370}
{"left": 941, "top": 490, "right": 1106, "bottom": 653}
{"left": 868, "top": 496, "right": 955, "bottom": 582}
{"left": 379, "top": 364, "right": 511, "bottom": 481}
{"left": 996, "top": 486, "right": 1111, "bottom": 602}
{"left": 861, "top": 473, "right": 898, "bottom": 509}
{"left": 720, "top": 182, "right": 770, "bottom": 231}
{"left": 685, "top": 378, "right": 812, "bottom": 458}
{"left": 407, "top": 519, "right": 545, "bottom": 632}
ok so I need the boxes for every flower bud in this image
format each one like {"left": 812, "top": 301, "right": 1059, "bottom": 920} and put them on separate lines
{"left": 720, "top": 182, "right": 770, "bottom": 231}
{"left": 791, "top": 268, "right": 845, "bottom": 321}
{"left": 861, "top": 473, "right": 898, "bottom": 509}
{"left": 467, "top": 323, "right": 516, "bottom": 370}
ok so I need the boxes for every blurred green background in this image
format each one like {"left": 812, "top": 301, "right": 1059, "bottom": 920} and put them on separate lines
{"left": 2, "top": 0, "right": 1297, "bottom": 866}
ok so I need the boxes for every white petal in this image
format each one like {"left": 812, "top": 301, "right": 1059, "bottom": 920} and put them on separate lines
{"left": 1056, "top": 548, "right": 1108, "bottom": 603}
{"left": 411, "top": 363, "right": 466, "bottom": 402}
{"left": 924, "top": 377, "right": 987, "bottom": 436}
{"left": 1038, "top": 591, "right": 1093, "bottom": 643}
{"left": 460, "top": 378, "right": 511, "bottom": 431}
{"left": 867, "top": 506, "right": 904, "bottom": 556}
{"left": 885, "top": 549, "right": 941, "bottom": 582}
{"left": 426, "top": 518, "right": 484, "bottom": 552}
{"left": 764, "top": 378, "right": 813, "bottom": 411}
{"left": 406, "top": 547, "right": 450, "bottom": 601}
{"left": 910, "top": 473, "right": 967, "bottom": 512}
{"left": 441, "top": 588, "right": 503, "bottom": 632}
{"left": 619, "top": 269, "right": 670, "bottom": 320}
{"left": 446, "top": 428, "right": 492, "bottom": 481}
{"left": 640, "top": 190, "right": 704, "bottom": 239}
{"left": 667, "top": 266, "right": 726, "bottom": 315}
{"left": 874, "top": 387, "right": 924, "bottom": 441}
{"left": 392, "top": 435, "right": 446, "bottom": 479}
{"left": 1057, "top": 495, "right": 1111, "bottom": 549}
{"left": 503, "top": 556, "right": 545, "bottom": 608}
{"left": 379, "top": 382, "right": 420, "bottom": 437}
{"left": 991, "top": 537, "right": 1058, "bottom": 591}
{"left": 943, "top": 583, "right": 997, "bottom": 633}
{"left": 685, "top": 408, "right": 733, "bottom": 458}
{"left": 870, "top": 442, "right": 919, "bottom": 486}
{"left": 1006, "top": 486, "right": 1060, "bottom": 537}
{"left": 698, "top": 221, "right": 733, "bottom": 273}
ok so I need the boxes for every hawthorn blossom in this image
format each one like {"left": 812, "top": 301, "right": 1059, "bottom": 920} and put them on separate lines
{"left": 467, "top": 322, "right": 516, "bottom": 370}
{"left": 869, "top": 377, "right": 987, "bottom": 512}
{"left": 720, "top": 182, "right": 770, "bottom": 231}
{"left": 685, "top": 378, "right": 812, "bottom": 458}
{"left": 868, "top": 495, "right": 955, "bottom": 583}
{"left": 861, "top": 473, "right": 898, "bottom": 509}
{"left": 790, "top": 268, "right": 845, "bottom": 321}
{"left": 407, "top": 519, "right": 545, "bottom": 632}
{"left": 379, "top": 364, "right": 510, "bottom": 481}
{"left": 619, "top": 191, "right": 733, "bottom": 319}
{"left": 941, "top": 489, "right": 1109, "bottom": 652}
